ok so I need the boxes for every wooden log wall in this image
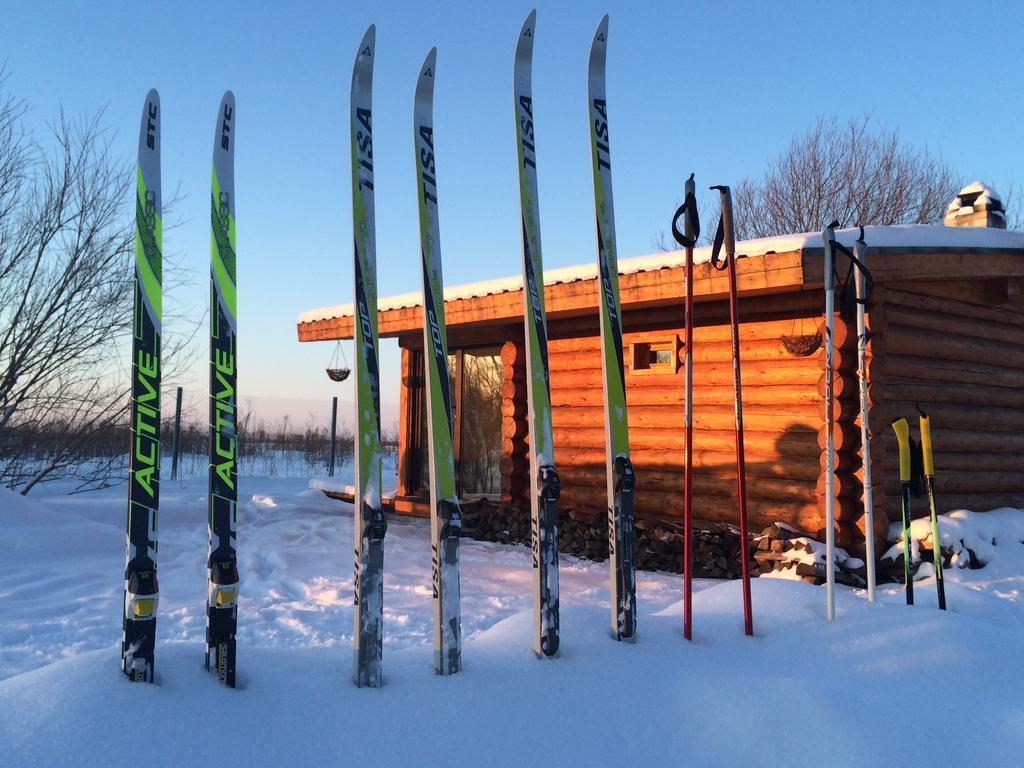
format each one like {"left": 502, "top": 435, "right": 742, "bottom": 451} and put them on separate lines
{"left": 406, "top": 267, "right": 1024, "bottom": 561}
{"left": 499, "top": 292, "right": 839, "bottom": 544}
{"left": 868, "top": 285, "right": 1024, "bottom": 522}
{"left": 815, "top": 308, "right": 880, "bottom": 552}
{"left": 500, "top": 339, "right": 529, "bottom": 506}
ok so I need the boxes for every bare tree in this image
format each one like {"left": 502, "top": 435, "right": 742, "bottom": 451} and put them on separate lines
{"left": 0, "top": 77, "right": 194, "bottom": 494}
{"left": 997, "top": 180, "right": 1022, "bottom": 230}
{"left": 730, "top": 116, "right": 959, "bottom": 240}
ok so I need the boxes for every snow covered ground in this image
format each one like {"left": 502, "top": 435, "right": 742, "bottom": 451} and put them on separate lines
{"left": 1, "top": 477, "right": 1023, "bottom": 766}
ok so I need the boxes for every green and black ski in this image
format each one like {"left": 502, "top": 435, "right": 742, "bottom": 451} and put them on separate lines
{"left": 415, "top": 48, "right": 462, "bottom": 675}
{"left": 587, "top": 14, "right": 636, "bottom": 642}
{"left": 350, "top": 25, "right": 388, "bottom": 688}
{"left": 122, "top": 89, "right": 162, "bottom": 683}
{"left": 515, "top": 11, "right": 560, "bottom": 658}
{"left": 207, "top": 91, "right": 240, "bottom": 687}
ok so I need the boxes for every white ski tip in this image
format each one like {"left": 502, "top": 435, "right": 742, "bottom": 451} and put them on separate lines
{"left": 421, "top": 47, "right": 437, "bottom": 75}
{"left": 589, "top": 15, "right": 609, "bottom": 69}
{"left": 522, "top": 9, "right": 536, "bottom": 34}
{"left": 359, "top": 24, "right": 375, "bottom": 53}
{"left": 138, "top": 90, "right": 161, "bottom": 172}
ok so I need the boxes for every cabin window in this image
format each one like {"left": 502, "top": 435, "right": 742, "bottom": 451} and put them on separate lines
{"left": 410, "top": 346, "right": 502, "bottom": 498}
{"left": 630, "top": 335, "right": 681, "bottom": 375}
{"left": 458, "top": 347, "right": 502, "bottom": 495}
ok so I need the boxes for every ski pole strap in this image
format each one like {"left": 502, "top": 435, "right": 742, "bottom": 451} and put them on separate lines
{"left": 917, "top": 406, "right": 935, "bottom": 477}
{"left": 891, "top": 418, "right": 911, "bottom": 482}
{"left": 671, "top": 174, "right": 700, "bottom": 248}
{"left": 709, "top": 185, "right": 736, "bottom": 272}
{"left": 710, "top": 215, "right": 728, "bottom": 271}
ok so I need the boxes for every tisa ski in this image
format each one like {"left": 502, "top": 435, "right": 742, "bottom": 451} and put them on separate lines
{"left": 207, "top": 91, "right": 240, "bottom": 687}
{"left": 414, "top": 48, "right": 462, "bottom": 675}
{"left": 514, "top": 11, "right": 561, "bottom": 658}
{"left": 122, "top": 89, "right": 162, "bottom": 683}
{"left": 350, "top": 25, "right": 389, "bottom": 688}
{"left": 588, "top": 15, "right": 636, "bottom": 641}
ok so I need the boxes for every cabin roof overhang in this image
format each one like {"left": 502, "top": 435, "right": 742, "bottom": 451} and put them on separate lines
{"left": 296, "top": 225, "right": 1024, "bottom": 342}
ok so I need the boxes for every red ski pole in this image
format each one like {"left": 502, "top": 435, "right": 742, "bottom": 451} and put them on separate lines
{"left": 671, "top": 174, "right": 698, "bottom": 640}
{"left": 710, "top": 185, "right": 753, "bottom": 636}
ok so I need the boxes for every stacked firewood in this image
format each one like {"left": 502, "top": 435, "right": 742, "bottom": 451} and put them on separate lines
{"left": 753, "top": 522, "right": 866, "bottom": 586}
{"left": 633, "top": 519, "right": 753, "bottom": 577}
{"left": 458, "top": 498, "right": 531, "bottom": 546}
{"left": 459, "top": 498, "right": 760, "bottom": 577}
{"left": 458, "top": 499, "right": 610, "bottom": 560}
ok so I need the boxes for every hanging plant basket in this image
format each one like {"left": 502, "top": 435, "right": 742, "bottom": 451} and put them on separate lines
{"left": 325, "top": 341, "right": 351, "bottom": 382}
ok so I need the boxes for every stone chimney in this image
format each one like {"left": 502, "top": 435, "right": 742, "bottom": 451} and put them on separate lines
{"left": 944, "top": 181, "right": 1006, "bottom": 229}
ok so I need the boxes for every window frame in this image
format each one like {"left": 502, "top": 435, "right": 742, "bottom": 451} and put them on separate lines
{"left": 630, "top": 333, "right": 682, "bottom": 376}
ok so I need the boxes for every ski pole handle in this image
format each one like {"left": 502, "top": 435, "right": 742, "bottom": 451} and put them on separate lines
{"left": 918, "top": 410, "right": 934, "bottom": 478}
{"left": 853, "top": 229, "right": 869, "bottom": 303}
{"left": 891, "top": 417, "right": 911, "bottom": 483}
{"left": 684, "top": 174, "right": 696, "bottom": 241}
{"left": 822, "top": 221, "right": 840, "bottom": 294}
{"left": 671, "top": 173, "right": 699, "bottom": 248}
{"left": 710, "top": 185, "right": 735, "bottom": 256}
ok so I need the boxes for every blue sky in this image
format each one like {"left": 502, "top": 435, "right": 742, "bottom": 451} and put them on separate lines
{"left": 5, "top": 0, "right": 1023, "bottom": 424}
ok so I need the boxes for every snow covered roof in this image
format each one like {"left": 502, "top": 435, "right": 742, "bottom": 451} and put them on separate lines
{"left": 297, "top": 224, "right": 1024, "bottom": 325}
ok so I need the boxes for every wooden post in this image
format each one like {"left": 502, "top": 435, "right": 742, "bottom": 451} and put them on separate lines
{"left": 396, "top": 346, "right": 415, "bottom": 498}
{"left": 500, "top": 338, "right": 528, "bottom": 508}
{"left": 452, "top": 349, "right": 463, "bottom": 497}
{"left": 170, "top": 386, "right": 183, "bottom": 481}
{"left": 329, "top": 396, "right": 338, "bottom": 477}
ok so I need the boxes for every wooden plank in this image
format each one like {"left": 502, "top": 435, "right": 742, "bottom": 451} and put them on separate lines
{"left": 802, "top": 250, "right": 1024, "bottom": 286}
{"left": 322, "top": 489, "right": 396, "bottom": 512}
{"left": 396, "top": 347, "right": 414, "bottom": 497}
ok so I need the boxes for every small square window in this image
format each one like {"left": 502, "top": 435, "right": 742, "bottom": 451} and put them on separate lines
{"left": 630, "top": 336, "right": 681, "bottom": 375}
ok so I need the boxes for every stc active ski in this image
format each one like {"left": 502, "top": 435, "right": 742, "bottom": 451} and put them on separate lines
{"left": 207, "top": 90, "right": 240, "bottom": 687}
{"left": 587, "top": 14, "right": 636, "bottom": 642}
{"left": 414, "top": 48, "right": 462, "bottom": 675}
{"left": 122, "top": 89, "right": 162, "bottom": 683}
{"left": 514, "top": 10, "right": 561, "bottom": 658}
{"left": 351, "top": 25, "right": 389, "bottom": 688}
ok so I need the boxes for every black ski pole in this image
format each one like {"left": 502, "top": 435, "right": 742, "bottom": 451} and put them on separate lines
{"left": 891, "top": 418, "right": 914, "bottom": 605}
{"left": 917, "top": 408, "right": 946, "bottom": 610}
{"left": 710, "top": 184, "right": 752, "bottom": 636}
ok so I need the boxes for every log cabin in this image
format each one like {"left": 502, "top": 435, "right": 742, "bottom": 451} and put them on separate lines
{"left": 296, "top": 183, "right": 1024, "bottom": 560}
